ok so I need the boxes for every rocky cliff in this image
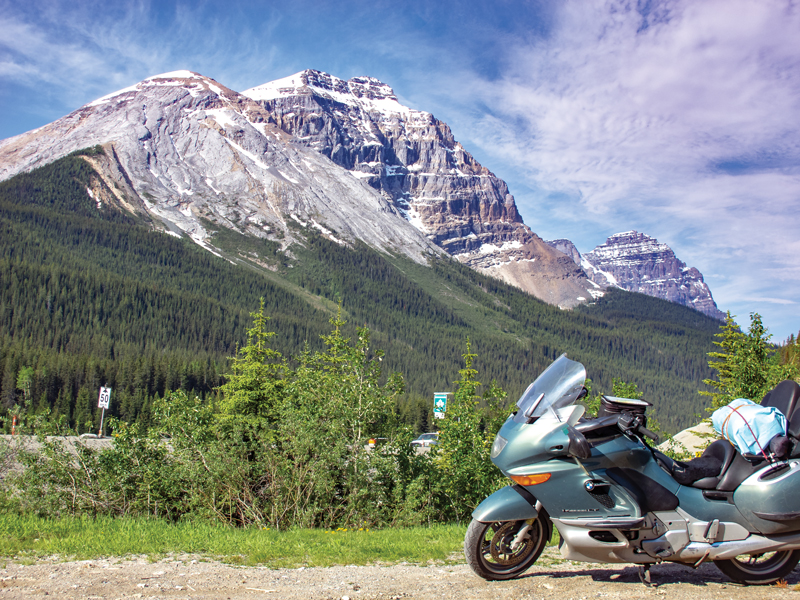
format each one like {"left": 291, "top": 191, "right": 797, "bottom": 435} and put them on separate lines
{"left": 244, "top": 70, "right": 599, "bottom": 308}
{"left": 574, "top": 231, "right": 725, "bottom": 319}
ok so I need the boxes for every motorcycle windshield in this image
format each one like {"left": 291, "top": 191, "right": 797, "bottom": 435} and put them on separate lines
{"left": 513, "top": 354, "right": 587, "bottom": 423}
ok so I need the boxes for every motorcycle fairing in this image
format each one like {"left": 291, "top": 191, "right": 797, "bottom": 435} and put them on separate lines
{"left": 472, "top": 484, "right": 540, "bottom": 522}
{"left": 604, "top": 468, "right": 679, "bottom": 512}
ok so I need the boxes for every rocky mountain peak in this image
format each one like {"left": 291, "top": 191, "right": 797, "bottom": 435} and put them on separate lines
{"left": 579, "top": 231, "right": 726, "bottom": 319}
{"left": 245, "top": 69, "right": 407, "bottom": 114}
{"left": 0, "top": 70, "right": 440, "bottom": 264}
{"left": 244, "top": 70, "right": 597, "bottom": 308}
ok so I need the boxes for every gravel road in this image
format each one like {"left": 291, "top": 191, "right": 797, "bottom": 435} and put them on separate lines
{"left": 1, "top": 546, "right": 798, "bottom": 600}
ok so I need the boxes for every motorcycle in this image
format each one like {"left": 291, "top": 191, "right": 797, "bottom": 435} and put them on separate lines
{"left": 465, "top": 353, "right": 800, "bottom": 585}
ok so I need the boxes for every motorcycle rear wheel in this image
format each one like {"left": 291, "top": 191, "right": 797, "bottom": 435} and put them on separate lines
{"left": 464, "top": 515, "right": 551, "bottom": 581}
{"left": 714, "top": 549, "right": 800, "bottom": 585}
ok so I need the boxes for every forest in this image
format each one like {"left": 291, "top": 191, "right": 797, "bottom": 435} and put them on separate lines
{"left": 0, "top": 148, "right": 732, "bottom": 434}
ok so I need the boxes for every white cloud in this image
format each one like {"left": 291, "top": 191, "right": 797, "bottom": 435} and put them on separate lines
{"left": 0, "top": 0, "right": 282, "bottom": 111}
{"left": 444, "top": 0, "right": 800, "bottom": 337}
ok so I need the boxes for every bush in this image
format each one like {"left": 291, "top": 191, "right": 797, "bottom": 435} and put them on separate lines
{"left": 2, "top": 302, "right": 672, "bottom": 529}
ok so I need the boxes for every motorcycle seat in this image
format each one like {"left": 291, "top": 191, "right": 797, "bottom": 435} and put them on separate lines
{"left": 715, "top": 449, "right": 765, "bottom": 491}
{"left": 672, "top": 439, "right": 738, "bottom": 489}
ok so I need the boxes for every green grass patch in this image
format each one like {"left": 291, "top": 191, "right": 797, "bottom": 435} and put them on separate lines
{"left": 0, "top": 514, "right": 466, "bottom": 567}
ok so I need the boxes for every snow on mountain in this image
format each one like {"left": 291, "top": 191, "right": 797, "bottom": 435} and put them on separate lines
{"left": 580, "top": 231, "right": 726, "bottom": 319}
{"left": 0, "top": 71, "right": 440, "bottom": 264}
{"left": 246, "top": 70, "right": 413, "bottom": 116}
{"left": 244, "top": 69, "right": 598, "bottom": 308}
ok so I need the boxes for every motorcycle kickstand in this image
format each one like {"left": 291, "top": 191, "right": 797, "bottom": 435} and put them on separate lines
{"left": 638, "top": 565, "right": 652, "bottom": 587}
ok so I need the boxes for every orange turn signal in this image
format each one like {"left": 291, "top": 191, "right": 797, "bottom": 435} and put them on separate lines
{"left": 509, "top": 473, "right": 551, "bottom": 486}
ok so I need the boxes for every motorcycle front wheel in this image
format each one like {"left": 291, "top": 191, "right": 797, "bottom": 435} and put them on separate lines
{"left": 464, "top": 514, "right": 551, "bottom": 581}
{"left": 714, "top": 549, "right": 800, "bottom": 585}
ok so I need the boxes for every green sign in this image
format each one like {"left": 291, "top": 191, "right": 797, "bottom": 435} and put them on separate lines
{"left": 433, "top": 392, "right": 449, "bottom": 419}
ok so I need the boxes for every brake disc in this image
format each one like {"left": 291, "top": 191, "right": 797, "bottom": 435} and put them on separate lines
{"left": 489, "top": 522, "right": 534, "bottom": 565}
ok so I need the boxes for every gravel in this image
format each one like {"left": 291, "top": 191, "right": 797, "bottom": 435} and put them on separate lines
{"left": 1, "top": 546, "right": 798, "bottom": 599}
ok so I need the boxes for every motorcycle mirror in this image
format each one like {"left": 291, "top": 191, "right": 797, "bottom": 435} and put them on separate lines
{"left": 566, "top": 425, "right": 591, "bottom": 460}
{"left": 577, "top": 386, "right": 589, "bottom": 401}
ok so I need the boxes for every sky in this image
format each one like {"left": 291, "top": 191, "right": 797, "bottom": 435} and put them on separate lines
{"left": 1, "top": 0, "right": 799, "bottom": 340}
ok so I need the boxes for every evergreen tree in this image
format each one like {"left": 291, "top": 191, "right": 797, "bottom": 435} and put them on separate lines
{"left": 217, "top": 298, "right": 286, "bottom": 428}
{"left": 435, "top": 340, "right": 505, "bottom": 521}
{"left": 780, "top": 333, "right": 800, "bottom": 373}
{"left": 701, "top": 312, "right": 747, "bottom": 409}
{"left": 701, "top": 312, "right": 799, "bottom": 410}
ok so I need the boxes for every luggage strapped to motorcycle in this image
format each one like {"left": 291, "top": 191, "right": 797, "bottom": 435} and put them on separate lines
{"left": 719, "top": 403, "right": 770, "bottom": 462}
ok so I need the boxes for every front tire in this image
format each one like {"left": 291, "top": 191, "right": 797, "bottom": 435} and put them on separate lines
{"left": 714, "top": 550, "right": 800, "bottom": 585}
{"left": 464, "top": 514, "right": 551, "bottom": 581}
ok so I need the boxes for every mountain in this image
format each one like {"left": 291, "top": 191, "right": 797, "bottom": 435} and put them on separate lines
{"left": 0, "top": 70, "right": 438, "bottom": 265}
{"left": 0, "top": 69, "right": 599, "bottom": 309}
{"left": 547, "top": 232, "right": 725, "bottom": 320}
{"left": 242, "top": 70, "right": 598, "bottom": 308}
{"left": 0, "top": 149, "right": 722, "bottom": 433}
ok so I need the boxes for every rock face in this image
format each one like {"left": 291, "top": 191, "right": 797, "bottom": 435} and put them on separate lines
{"left": 244, "top": 70, "right": 599, "bottom": 308}
{"left": 0, "top": 71, "right": 439, "bottom": 264}
{"left": 545, "top": 239, "right": 583, "bottom": 267}
{"left": 578, "top": 231, "right": 726, "bottom": 319}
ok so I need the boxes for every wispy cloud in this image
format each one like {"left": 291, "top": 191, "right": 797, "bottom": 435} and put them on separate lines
{"left": 0, "top": 0, "right": 283, "bottom": 110}
{"left": 439, "top": 0, "right": 800, "bottom": 336}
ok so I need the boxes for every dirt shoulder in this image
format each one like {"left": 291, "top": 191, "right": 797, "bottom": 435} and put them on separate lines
{"left": 2, "top": 546, "right": 798, "bottom": 600}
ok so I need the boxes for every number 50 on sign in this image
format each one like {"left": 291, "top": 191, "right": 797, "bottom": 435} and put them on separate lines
{"left": 98, "top": 387, "right": 111, "bottom": 409}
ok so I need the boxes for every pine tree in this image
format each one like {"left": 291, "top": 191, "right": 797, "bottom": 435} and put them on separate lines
{"left": 435, "top": 340, "right": 504, "bottom": 520}
{"left": 701, "top": 312, "right": 745, "bottom": 410}
{"left": 217, "top": 298, "right": 286, "bottom": 427}
{"left": 733, "top": 313, "right": 773, "bottom": 401}
{"left": 701, "top": 312, "right": 798, "bottom": 411}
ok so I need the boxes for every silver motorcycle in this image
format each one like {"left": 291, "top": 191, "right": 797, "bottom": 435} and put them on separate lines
{"left": 466, "top": 354, "right": 800, "bottom": 585}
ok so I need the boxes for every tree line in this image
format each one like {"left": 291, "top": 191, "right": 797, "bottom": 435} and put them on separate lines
{"left": 5, "top": 301, "right": 794, "bottom": 529}
{"left": 3, "top": 306, "right": 513, "bottom": 527}
{"left": 0, "top": 147, "right": 731, "bottom": 434}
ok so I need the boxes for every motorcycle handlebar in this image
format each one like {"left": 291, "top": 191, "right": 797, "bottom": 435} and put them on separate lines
{"left": 616, "top": 412, "right": 659, "bottom": 443}
{"left": 637, "top": 425, "right": 659, "bottom": 442}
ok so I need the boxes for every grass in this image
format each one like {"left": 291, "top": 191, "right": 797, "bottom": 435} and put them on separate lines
{"left": 0, "top": 514, "right": 467, "bottom": 567}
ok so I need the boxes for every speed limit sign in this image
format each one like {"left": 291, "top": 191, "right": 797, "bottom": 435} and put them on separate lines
{"left": 98, "top": 387, "right": 111, "bottom": 409}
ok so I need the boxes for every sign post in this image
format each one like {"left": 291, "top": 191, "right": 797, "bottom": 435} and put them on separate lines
{"left": 98, "top": 386, "right": 111, "bottom": 437}
{"left": 433, "top": 392, "right": 449, "bottom": 419}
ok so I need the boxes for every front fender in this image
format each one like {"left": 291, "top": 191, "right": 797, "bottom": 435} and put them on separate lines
{"left": 472, "top": 485, "right": 539, "bottom": 522}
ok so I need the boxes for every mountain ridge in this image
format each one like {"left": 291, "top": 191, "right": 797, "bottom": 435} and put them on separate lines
{"left": 0, "top": 70, "right": 439, "bottom": 265}
{"left": 547, "top": 232, "right": 725, "bottom": 320}
{"left": 0, "top": 149, "right": 720, "bottom": 432}
{"left": 1, "top": 69, "right": 723, "bottom": 318}
{"left": 243, "top": 69, "right": 598, "bottom": 308}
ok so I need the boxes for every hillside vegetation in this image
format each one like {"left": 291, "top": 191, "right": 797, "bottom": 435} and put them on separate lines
{"left": 0, "top": 149, "right": 723, "bottom": 434}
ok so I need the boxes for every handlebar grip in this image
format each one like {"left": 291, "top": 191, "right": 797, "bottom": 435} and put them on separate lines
{"left": 638, "top": 425, "right": 659, "bottom": 442}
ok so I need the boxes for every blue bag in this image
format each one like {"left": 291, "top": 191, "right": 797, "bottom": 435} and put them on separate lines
{"left": 711, "top": 398, "right": 787, "bottom": 456}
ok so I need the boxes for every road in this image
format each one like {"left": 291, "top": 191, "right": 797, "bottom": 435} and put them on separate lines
{"left": 1, "top": 546, "right": 797, "bottom": 600}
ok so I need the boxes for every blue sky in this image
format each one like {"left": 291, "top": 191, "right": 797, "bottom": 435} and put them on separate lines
{"left": 2, "top": 0, "right": 799, "bottom": 340}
